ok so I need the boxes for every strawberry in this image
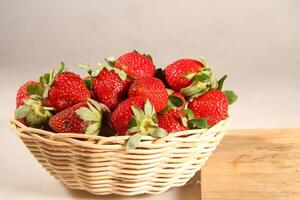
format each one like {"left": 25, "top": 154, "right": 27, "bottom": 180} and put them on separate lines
{"left": 15, "top": 95, "right": 52, "bottom": 128}
{"left": 114, "top": 51, "right": 155, "bottom": 79}
{"left": 158, "top": 112, "right": 187, "bottom": 133}
{"left": 112, "top": 99, "right": 168, "bottom": 149}
{"left": 111, "top": 96, "right": 146, "bottom": 135}
{"left": 16, "top": 81, "right": 39, "bottom": 107}
{"left": 158, "top": 92, "right": 187, "bottom": 133}
{"left": 49, "top": 99, "right": 104, "bottom": 134}
{"left": 15, "top": 81, "right": 52, "bottom": 127}
{"left": 92, "top": 68, "right": 131, "bottom": 111}
{"left": 188, "top": 90, "right": 229, "bottom": 126}
{"left": 165, "top": 59, "right": 203, "bottom": 91}
{"left": 47, "top": 71, "right": 91, "bottom": 111}
{"left": 128, "top": 77, "right": 168, "bottom": 112}
{"left": 164, "top": 57, "right": 217, "bottom": 98}
{"left": 79, "top": 63, "right": 131, "bottom": 111}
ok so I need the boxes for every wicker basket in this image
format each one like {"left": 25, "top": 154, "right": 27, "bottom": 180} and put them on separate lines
{"left": 9, "top": 116, "right": 229, "bottom": 196}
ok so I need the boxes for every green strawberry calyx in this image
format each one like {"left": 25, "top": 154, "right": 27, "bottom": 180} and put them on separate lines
{"left": 75, "top": 99, "right": 105, "bottom": 135}
{"left": 160, "top": 92, "right": 184, "bottom": 114}
{"left": 38, "top": 62, "right": 66, "bottom": 98}
{"left": 224, "top": 90, "right": 238, "bottom": 105}
{"left": 180, "top": 55, "right": 217, "bottom": 99}
{"left": 79, "top": 61, "right": 129, "bottom": 84}
{"left": 216, "top": 75, "right": 238, "bottom": 105}
{"left": 126, "top": 100, "right": 168, "bottom": 150}
{"left": 15, "top": 95, "right": 53, "bottom": 128}
{"left": 181, "top": 108, "right": 208, "bottom": 129}
{"left": 104, "top": 58, "right": 133, "bottom": 80}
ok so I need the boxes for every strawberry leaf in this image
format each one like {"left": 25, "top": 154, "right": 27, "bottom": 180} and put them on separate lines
{"left": 49, "top": 68, "right": 54, "bottom": 85}
{"left": 39, "top": 76, "right": 44, "bottom": 84}
{"left": 92, "top": 68, "right": 101, "bottom": 77}
{"left": 85, "top": 122, "right": 100, "bottom": 135}
{"left": 88, "top": 99, "right": 102, "bottom": 111}
{"left": 84, "top": 79, "right": 92, "bottom": 90}
{"left": 105, "top": 57, "right": 116, "bottom": 67}
{"left": 78, "top": 64, "right": 93, "bottom": 76}
{"left": 127, "top": 126, "right": 139, "bottom": 134}
{"left": 181, "top": 116, "right": 188, "bottom": 127}
{"left": 104, "top": 64, "right": 113, "bottom": 71}
{"left": 113, "top": 68, "right": 127, "bottom": 81}
{"left": 40, "top": 73, "right": 50, "bottom": 84}
{"left": 224, "top": 90, "right": 238, "bottom": 105}
{"left": 217, "top": 75, "right": 227, "bottom": 90}
{"left": 199, "top": 55, "right": 209, "bottom": 68}
{"left": 131, "top": 105, "right": 145, "bottom": 121}
{"left": 182, "top": 108, "right": 194, "bottom": 120}
{"left": 144, "top": 99, "right": 155, "bottom": 116}
{"left": 58, "top": 62, "right": 65, "bottom": 74}
{"left": 169, "top": 96, "right": 184, "bottom": 108}
{"left": 194, "top": 73, "right": 210, "bottom": 82}
{"left": 127, "top": 133, "right": 142, "bottom": 149}
{"left": 128, "top": 76, "right": 136, "bottom": 80}
{"left": 15, "top": 105, "right": 30, "bottom": 119}
{"left": 160, "top": 106, "right": 169, "bottom": 115}
{"left": 128, "top": 117, "right": 137, "bottom": 128}
{"left": 87, "top": 102, "right": 100, "bottom": 117}
{"left": 187, "top": 118, "right": 207, "bottom": 129}
{"left": 76, "top": 107, "right": 99, "bottom": 121}
{"left": 42, "top": 86, "right": 50, "bottom": 98}
{"left": 26, "top": 84, "right": 44, "bottom": 96}
{"left": 150, "top": 128, "right": 168, "bottom": 138}
{"left": 152, "top": 113, "right": 158, "bottom": 123}
{"left": 183, "top": 73, "right": 197, "bottom": 80}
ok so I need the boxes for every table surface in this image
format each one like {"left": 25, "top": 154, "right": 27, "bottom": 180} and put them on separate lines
{"left": 203, "top": 128, "right": 300, "bottom": 200}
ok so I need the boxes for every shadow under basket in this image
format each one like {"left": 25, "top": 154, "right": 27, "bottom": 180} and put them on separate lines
{"left": 9, "top": 116, "right": 229, "bottom": 196}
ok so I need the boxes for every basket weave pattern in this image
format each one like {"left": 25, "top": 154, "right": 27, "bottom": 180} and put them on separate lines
{"left": 10, "top": 117, "right": 229, "bottom": 196}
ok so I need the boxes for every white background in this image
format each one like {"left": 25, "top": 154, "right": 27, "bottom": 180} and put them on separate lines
{"left": 0, "top": 0, "right": 299, "bottom": 199}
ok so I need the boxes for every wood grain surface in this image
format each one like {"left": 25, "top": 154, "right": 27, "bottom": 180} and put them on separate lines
{"left": 202, "top": 128, "right": 300, "bottom": 200}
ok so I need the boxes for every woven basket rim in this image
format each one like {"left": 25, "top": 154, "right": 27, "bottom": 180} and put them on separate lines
{"left": 10, "top": 114, "right": 229, "bottom": 144}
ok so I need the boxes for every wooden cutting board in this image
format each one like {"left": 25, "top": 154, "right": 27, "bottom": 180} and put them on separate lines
{"left": 202, "top": 128, "right": 300, "bottom": 200}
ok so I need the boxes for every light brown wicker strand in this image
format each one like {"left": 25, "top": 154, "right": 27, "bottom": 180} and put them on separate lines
{"left": 10, "top": 116, "right": 229, "bottom": 196}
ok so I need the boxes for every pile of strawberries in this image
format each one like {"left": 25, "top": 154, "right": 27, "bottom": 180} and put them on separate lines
{"left": 15, "top": 51, "right": 237, "bottom": 148}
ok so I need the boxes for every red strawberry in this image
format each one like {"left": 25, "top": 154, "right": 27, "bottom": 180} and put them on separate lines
{"left": 49, "top": 101, "right": 88, "bottom": 133}
{"left": 128, "top": 77, "right": 168, "bottom": 112}
{"left": 164, "top": 59, "right": 204, "bottom": 91}
{"left": 16, "top": 81, "right": 39, "bottom": 107}
{"left": 115, "top": 51, "right": 155, "bottom": 79}
{"left": 188, "top": 90, "right": 228, "bottom": 126}
{"left": 158, "top": 92, "right": 187, "bottom": 133}
{"left": 158, "top": 111, "right": 187, "bottom": 133}
{"left": 112, "top": 99, "right": 168, "bottom": 149}
{"left": 48, "top": 72, "right": 91, "bottom": 111}
{"left": 49, "top": 99, "right": 104, "bottom": 134}
{"left": 164, "top": 57, "right": 217, "bottom": 98}
{"left": 93, "top": 69, "right": 131, "bottom": 110}
{"left": 111, "top": 96, "right": 146, "bottom": 135}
